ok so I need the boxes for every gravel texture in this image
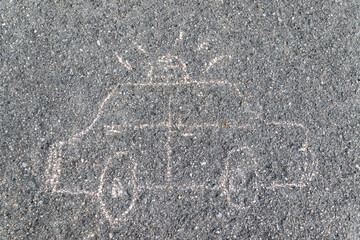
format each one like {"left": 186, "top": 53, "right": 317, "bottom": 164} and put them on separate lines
{"left": 1, "top": 0, "right": 359, "bottom": 239}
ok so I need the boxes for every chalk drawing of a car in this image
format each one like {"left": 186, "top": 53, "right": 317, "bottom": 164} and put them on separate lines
{"left": 46, "top": 39, "right": 317, "bottom": 227}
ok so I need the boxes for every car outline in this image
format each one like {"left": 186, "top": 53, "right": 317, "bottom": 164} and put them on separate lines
{"left": 45, "top": 43, "right": 317, "bottom": 227}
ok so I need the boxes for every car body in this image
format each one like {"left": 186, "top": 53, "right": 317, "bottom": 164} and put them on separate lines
{"left": 46, "top": 54, "right": 316, "bottom": 227}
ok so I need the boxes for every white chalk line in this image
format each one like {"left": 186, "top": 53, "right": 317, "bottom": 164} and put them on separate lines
{"left": 97, "top": 155, "right": 115, "bottom": 226}
{"left": 122, "top": 37, "right": 232, "bottom": 84}
{"left": 205, "top": 55, "right": 232, "bottom": 72}
{"left": 174, "top": 31, "right": 184, "bottom": 46}
{"left": 181, "top": 133, "right": 194, "bottom": 137}
{"left": 138, "top": 184, "right": 221, "bottom": 191}
{"left": 197, "top": 42, "right": 209, "bottom": 51}
{"left": 46, "top": 84, "right": 120, "bottom": 194}
{"left": 115, "top": 52, "right": 132, "bottom": 71}
{"left": 69, "top": 84, "right": 120, "bottom": 144}
{"left": 166, "top": 94, "right": 173, "bottom": 182}
{"left": 111, "top": 178, "right": 124, "bottom": 198}
{"left": 53, "top": 189, "right": 96, "bottom": 196}
{"left": 146, "top": 64, "right": 153, "bottom": 81}
{"left": 105, "top": 79, "right": 238, "bottom": 87}
{"left": 152, "top": 55, "right": 190, "bottom": 83}
{"left": 105, "top": 122, "right": 252, "bottom": 135}
{"left": 46, "top": 141, "right": 64, "bottom": 192}
{"left": 223, "top": 147, "right": 260, "bottom": 211}
{"left": 97, "top": 152, "right": 139, "bottom": 227}
{"left": 134, "top": 42, "right": 148, "bottom": 55}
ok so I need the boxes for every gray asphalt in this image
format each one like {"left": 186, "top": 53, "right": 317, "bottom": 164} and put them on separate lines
{"left": 1, "top": 1, "right": 359, "bottom": 239}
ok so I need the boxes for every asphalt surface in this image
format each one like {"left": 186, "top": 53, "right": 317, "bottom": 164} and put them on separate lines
{"left": 1, "top": 1, "right": 359, "bottom": 239}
